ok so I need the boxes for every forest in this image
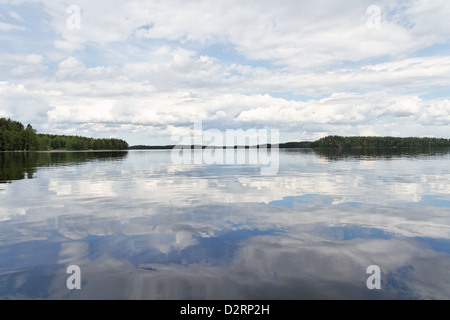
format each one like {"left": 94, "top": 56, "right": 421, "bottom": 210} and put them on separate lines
{"left": 309, "top": 135, "right": 450, "bottom": 150}
{"left": 0, "top": 118, "right": 129, "bottom": 151}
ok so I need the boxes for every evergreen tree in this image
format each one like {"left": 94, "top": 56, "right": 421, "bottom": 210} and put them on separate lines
{"left": 0, "top": 118, "right": 129, "bottom": 151}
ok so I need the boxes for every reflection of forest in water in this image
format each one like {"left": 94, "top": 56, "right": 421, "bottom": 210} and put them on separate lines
{"left": 1, "top": 148, "right": 449, "bottom": 183}
{"left": 0, "top": 151, "right": 128, "bottom": 183}
{"left": 312, "top": 147, "right": 450, "bottom": 161}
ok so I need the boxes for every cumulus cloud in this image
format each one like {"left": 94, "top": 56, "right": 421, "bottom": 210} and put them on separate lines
{"left": 0, "top": 0, "right": 449, "bottom": 144}
{"left": 0, "top": 81, "right": 52, "bottom": 126}
{"left": 0, "top": 20, "right": 25, "bottom": 31}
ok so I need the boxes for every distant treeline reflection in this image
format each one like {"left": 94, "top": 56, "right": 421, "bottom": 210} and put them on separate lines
{"left": 0, "top": 151, "right": 128, "bottom": 183}
{"left": 313, "top": 147, "right": 450, "bottom": 160}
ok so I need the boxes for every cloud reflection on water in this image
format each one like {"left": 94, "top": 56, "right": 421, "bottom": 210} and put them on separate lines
{"left": 0, "top": 149, "right": 449, "bottom": 299}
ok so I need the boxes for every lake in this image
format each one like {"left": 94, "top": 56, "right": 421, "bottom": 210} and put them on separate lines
{"left": 0, "top": 149, "right": 449, "bottom": 299}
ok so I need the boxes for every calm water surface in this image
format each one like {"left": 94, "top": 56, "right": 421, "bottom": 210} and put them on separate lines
{"left": 0, "top": 149, "right": 449, "bottom": 299}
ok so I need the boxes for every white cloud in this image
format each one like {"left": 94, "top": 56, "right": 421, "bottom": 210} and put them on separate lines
{"left": 0, "top": 81, "right": 51, "bottom": 125}
{"left": 0, "top": 21, "right": 25, "bottom": 31}
{"left": 30, "top": 0, "right": 449, "bottom": 66}
{"left": 0, "top": 0, "right": 449, "bottom": 144}
{"left": 8, "top": 10, "right": 22, "bottom": 20}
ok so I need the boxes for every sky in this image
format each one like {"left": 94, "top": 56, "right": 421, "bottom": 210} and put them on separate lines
{"left": 0, "top": 0, "right": 449, "bottom": 146}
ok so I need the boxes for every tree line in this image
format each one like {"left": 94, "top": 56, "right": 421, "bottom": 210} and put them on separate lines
{"left": 37, "top": 134, "right": 129, "bottom": 151}
{"left": 3, "top": 117, "right": 449, "bottom": 152}
{"left": 310, "top": 135, "right": 450, "bottom": 150}
{"left": 0, "top": 118, "right": 128, "bottom": 151}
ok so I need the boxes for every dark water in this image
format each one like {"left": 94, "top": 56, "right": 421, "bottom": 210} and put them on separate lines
{"left": 0, "top": 149, "right": 449, "bottom": 299}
